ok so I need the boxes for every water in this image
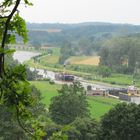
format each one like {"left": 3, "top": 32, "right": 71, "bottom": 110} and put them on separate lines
{"left": 13, "top": 51, "right": 40, "bottom": 63}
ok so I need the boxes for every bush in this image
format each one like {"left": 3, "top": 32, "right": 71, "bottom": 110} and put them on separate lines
{"left": 49, "top": 80, "right": 55, "bottom": 84}
{"left": 98, "top": 66, "right": 112, "bottom": 77}
{"left": 110, "top": 81, "right": 116, "bottom": 85}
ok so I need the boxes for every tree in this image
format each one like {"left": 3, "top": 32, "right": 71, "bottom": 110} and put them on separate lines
{"left": 99, "top": 37, "right": 140, "bottom": 74}
{"left": 97, "top": 66, "right": 111, "bottom": 77}
{"left": 66, "top": 117, "right": 98, "bottom": 140}
{"left": 99, "top": 46, "right": 109, "bottom": 66}
{"left": 0, "top": 1, "right": 47, "bottom": 139}
{"left": 49, "top": 81, "right": 89, "bottom": 125}
{"left": 59, "top": 41, "right": 73, "bottom": 64}
{"left": 0, "top": 65, "right": 47, "bottom": 139}
{"left": 0, "top": 104, "right": 28, "bottom": 140}
{"left": 98, "top": 103, "right": 140, "bottom": 140}
{"left": 0, "top": 0, "right": 32, "bottom": 77}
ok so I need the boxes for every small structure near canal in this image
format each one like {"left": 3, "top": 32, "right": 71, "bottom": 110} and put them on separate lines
{"left": 55, "top": 73, "right": 74, "bottom": 82}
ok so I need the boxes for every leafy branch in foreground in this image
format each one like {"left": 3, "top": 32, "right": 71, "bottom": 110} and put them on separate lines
{"left": 0, "top": 0, "right": 31, "bottom": 77}
{"left": 0, "top": 0, "right": 47, "bottom": 139}
{"left": 0, "top": 65, "right": 47, "bottom": 139}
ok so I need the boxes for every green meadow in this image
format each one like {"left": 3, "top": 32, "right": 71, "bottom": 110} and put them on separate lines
{"left": 31, "top": 81, "right": 120, "bottom": 120}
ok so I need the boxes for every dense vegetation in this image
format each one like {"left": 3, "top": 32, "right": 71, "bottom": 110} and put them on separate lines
{"left": 99, "top": 36, "right": 140, "bottom": 74}
{"left": 27, "top": 22, "right": 140, "bottom": 46}
{"left": 49, "top": 82, "right": 89, "bottom": 125}
{"left": 0, "top": 0, "right": 47, "bottom": 139}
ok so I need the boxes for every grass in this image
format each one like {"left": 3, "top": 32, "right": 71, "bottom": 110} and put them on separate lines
{"left": 40, "top": 55, "right": 59, "bottom": 64}
{"left": 69, "top": 56, "right": 100, "bottom": 66}
{"left": 25, "top": 47, "right": 140, "bottom": 87}
{"left": 38, "top": 47, "right": 60, "bottom": 64}
{"left": 25, "top": 59, "right": 92, "bottom": 77}
{"left": 31, "top": 81, "right": 62, "bottom": 107}
{"left": 101, "top": 74, "right": 133, "bottom": 86}
{"left": 88, "top": 96, "right": 120, "bottom": 120}
{"left": 30, "top": 81, "right": 120, "bottom": 120}
{"left": 52, "top": 47, "right": 60, "bottom": 56}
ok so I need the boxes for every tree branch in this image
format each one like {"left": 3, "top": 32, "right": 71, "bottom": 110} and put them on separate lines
{"left": 0, "top": 16, "right": 8, "bottom": 19}
{"left": 0, "top": 0, "right": 21, "bottom": 77}
{"left": 15, "top": 104, "right": 35, "bottom": 138}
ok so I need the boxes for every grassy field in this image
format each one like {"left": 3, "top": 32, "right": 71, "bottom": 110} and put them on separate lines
{"left": 40, "top": 55, "right": 59, "bottom": 64}
{"left": 31, "top": 81, "right": 62, "bottom": 106}
{"left": 25, "top": 47, "right": 140, "bottom": 87}
{"left": 102, "top": 74, "right": 133, "bottom": 85}
{"left": 31, "top": 81, "right": 120, "bottom": 120}
{"left": 39, "top": 47, "right": 60, "bottom": 64}
{"left": 69, "top": 56, "right": 100, "bottom": 66}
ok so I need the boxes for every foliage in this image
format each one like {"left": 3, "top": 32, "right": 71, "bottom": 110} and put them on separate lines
{"left": 49, "top": 131, "right": 68, "bottom": 140}
{"left": 31, "top": 81, "right": 121, "bottom": 120}
{"left": 99, "top": 37, "right": 140, "bottom": 74}
{"left": 43, "top": 121, "right": 62, "bottom": 139}
{"left": 97, "top": 66, "right": 112, "bottom": 77}
{"left": 0, "top": 0, "right": 32, "bottom": 76}
{"left": 98, "top": 103, "right": 140, "bottom": 140}
{"left": 0, "top": 1, "right": 49, "bottom": 139}
{"left": 27, "top": 22, "right": 140, "bottom": 47}
{"left": 0, "top": 105, "right": 28, "bottom": 140}
{"left": 66, "top": 117, "right": 98, "bottom": 140}
{"left": 49, "top": 81, "right": 89, "bottom": 125}
{"left": 59, "top": 41, "right": 74, "bottom": 64}
{"left": 26, "top": 67, "right": 39, "bottom": 81}
{"left": 0, "top": 65, "right": 47, "bottom": 139}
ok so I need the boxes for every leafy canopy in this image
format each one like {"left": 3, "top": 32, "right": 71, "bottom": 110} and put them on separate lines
{"left": 49, "top": 81, "right": 90, "bottom": 125}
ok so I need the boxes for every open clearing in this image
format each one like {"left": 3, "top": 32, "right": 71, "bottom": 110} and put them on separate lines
{"left": 31, "top": 81, "right": 120, "bottom": 120}
{"left": 69, "top": 56, "right": 100, "bottom": 66}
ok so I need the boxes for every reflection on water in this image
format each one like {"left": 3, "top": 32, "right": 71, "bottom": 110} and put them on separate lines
{"left": 13, "top": 51, "right": 40, "bottom": 63}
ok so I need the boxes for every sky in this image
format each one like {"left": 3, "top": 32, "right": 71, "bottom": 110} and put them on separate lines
{"left": 19, "top": 0, "right": 140, "bottom": 25}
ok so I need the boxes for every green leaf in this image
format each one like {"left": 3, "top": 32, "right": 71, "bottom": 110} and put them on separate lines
{"left": 5, "top": 49, "right": 16, "bottom": 55}
{"left": 12, "top": 14, "right": 28, "bottom": 43}
{"left": 0, "top": 48, "right": 5, "bottom": 53}
{"left": 24, "top": 0, "right": 33, "bottom": 6}
{"left": 6, "top": 34, "right": 16, "bottom": 44}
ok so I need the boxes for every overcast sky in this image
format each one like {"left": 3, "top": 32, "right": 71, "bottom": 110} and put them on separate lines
{"left": 19, "top": 0, "right": 140, "bottom": 24}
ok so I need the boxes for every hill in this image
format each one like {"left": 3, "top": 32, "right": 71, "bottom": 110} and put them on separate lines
{"left": 27, "top": 22, "right": 140, "bottom": 46}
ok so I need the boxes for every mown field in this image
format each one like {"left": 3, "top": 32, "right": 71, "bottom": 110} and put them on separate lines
{"left": 69, "top": 56, "right": 100, "bottom": 66}
{"left": 31, "top": 81, "right": 120, "bottom": 120}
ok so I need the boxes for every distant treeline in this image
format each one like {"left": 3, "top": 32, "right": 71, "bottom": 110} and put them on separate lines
{"left": 26, "top": 22, "right": 140, "bottom": 46}
{"left": 99, "top": 36, "right": 140, "bottom": 74}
